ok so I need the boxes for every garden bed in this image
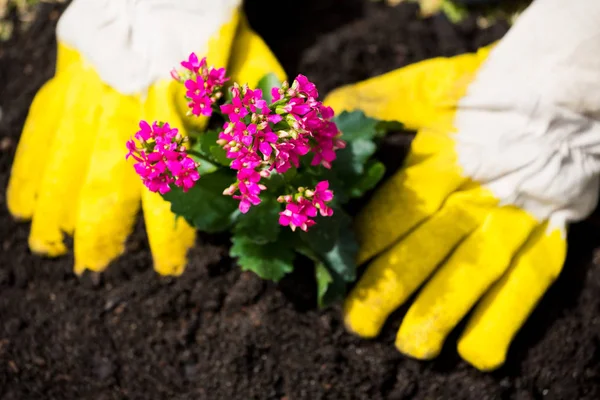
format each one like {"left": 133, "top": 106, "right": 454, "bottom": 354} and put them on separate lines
{"left": 1, "top": 1, "right": 599, "bottom": 399}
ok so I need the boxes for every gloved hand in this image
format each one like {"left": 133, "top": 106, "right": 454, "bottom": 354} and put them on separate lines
{"left": 7, "top": 0, "right": 286, "bottom": 276}
{"left": 324, "top": 0, "right": 600, "bottom": 371}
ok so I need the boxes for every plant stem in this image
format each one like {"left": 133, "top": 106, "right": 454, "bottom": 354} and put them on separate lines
{"left": 188, "top": 150, "right": 213, "bottom": 164}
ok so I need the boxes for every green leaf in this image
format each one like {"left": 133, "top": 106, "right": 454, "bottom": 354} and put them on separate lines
{"left": 315, "top": 263, "right": 333, "bottom": 307}
{"left": 162, "top": 169, "right": 238, "bottom": 233}
{"left": 375, "top": 119, "right": 404, "bottom": 135}
{"left": 333, "top": 110, "right": 380, "bottom": 142}
{"left": 196, "top": 130, "right": 220, "bottom": 157}
{"left": 300, "top": 208, "right": 357, "bottom": 282}
{"left": 233, "top": 197, "right": 281, "bottom": 245}
{"left": 230, "top": 234, "right": 295, "bottom": 282}
{"left": 349, "top": 160, "right": 386, "bottom": 198}
{"left": 298, "top": 207, "right": 343, "bottom": 255}
{"left": 194, "top": 158, "right": 219, "bottom": 175}
{"left": 190, "top": 129, "right": 230, "bottom": 168}
{"left": 326, "top": 110, "right": 401, "bottom": 200}
{"left": 188, "top": 131, "right": 220, "bottom": 175}
{"left": 209, "top": 145, "right": 230, "bottom": 166}
{"left": 319, "top": 220, "right": 358, "bottom": 283}
{"left": 315, "top": 262, "right": 349, "bottom": 308}
{"left": 257, "top": 72, "right": 283, "bottom": 103}
{"left": 333, "top": 110, "right": 404, "bottom": 141}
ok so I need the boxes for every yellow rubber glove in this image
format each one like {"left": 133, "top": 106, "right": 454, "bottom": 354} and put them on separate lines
{"left": 324, "top": 0, "right": 600, "bottom": 371}
{"left": 6, "top": 0, "right": 285, "bottom": 276}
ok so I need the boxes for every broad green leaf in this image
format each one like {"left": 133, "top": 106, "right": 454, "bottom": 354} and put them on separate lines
{"left": 376, "top": 119, "right": 404, "bottom": 135}
{"left": 257, "top": 72, "right": 283, "bottom": 104}
{"left": 191, "top": 129, "right": 231, "bottom": 167}
{"left": 209, "top": 145, "right": 230, "bottom": 166}
{"left": 326, "top": 110, "right": 402, "bottom": 200}
{"left": 188, "top": 132, "right": 217, "bottom": 174}
{"left": 162, "top": 169, "right": 238, "bottom": 233}
{"left": 333, "top": 110, "right": 380, "bottom": 141}
{"left": 335, "top": 138, "right": 377, "bottom": 176}
{"left": 233, "top": 197, "right": 281, "bottom": 244}
{"left": 299, "top": 208, "right": 357, "bottom": 282}
{"left": 196, "top": 130, "right": 220, "bottom": 157}
{"left": 333, "top": 110, "right": 404, "bottom": 141}
{"left": 298, "top": 207, "right": 343, "bottom": 255}
{"left": 349, "top": 160, "right": 386, "bottom": 198}
{"left": 319, "top": 219, "right": 358, "bottom": 282}
{"left": 315, "top": 262, "right": 349, "bottom": 308}
{"left": 195, "top": 159, "right": 219, "bottom": 175}
{"left": 230, "top": 234, "right": 295, "bottom": 282}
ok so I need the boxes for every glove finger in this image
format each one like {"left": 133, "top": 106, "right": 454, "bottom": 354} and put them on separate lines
{"left": 141, "top": 80, "right": 196, "bottom": 276}
{"left": 457, "top": 221, "right": 567, "bottom": 371}
{"left": 355, "top": 147, "right": 467, "bottom": 265}
{"left": 7, "top": 76, "right": 68, "bottom": 220}
{"left": 73, "top": 89, "right": 143, "bottom": 275}
{"left": 227, "top": 11, "right": 287, "bottom": 88}
{"left": 395, "top": 206, "right": 538, "bottom": 360}
{"left": 6, "top": 43, "right": 81, "bottom": 219}
{"left": 344, "top": 186, "right": 497, "bottom": 338}
{"left": 322, "top": 44, "right": 494, "bottom": 131}
{"left": 28, "top": 64, "right": 104, "bottom": 256}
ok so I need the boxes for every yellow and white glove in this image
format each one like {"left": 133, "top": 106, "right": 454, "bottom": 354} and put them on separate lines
{"left": 7, "top": 0, "right": 286, "bottom": 276}
{"left": 324, "top": 0, "right": 600, "bottom": 371}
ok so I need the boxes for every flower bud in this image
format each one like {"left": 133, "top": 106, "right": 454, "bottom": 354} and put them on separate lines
{"left": 170, "top": 68, "right": 182, "bottom": 82}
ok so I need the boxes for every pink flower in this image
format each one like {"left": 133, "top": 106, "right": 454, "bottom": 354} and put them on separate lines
{"left": 221, "top": 87, "right": 248, "bottom": 123}
{"left": 126, "top": 120, "right": 200, "bottom": 194}
{"left": 278, "top": 199, "right": 317, "bottom": 232}
{"left": 176, "top": 52, "right": 229, "bottom": 118}
{"left": 277, "top": 181, "right": 334, "bottom": 231}
{"left": 233, "top": 168, "right": 265, "bottom": 213}
{"left": 294, "top": 74, "right": 318, "bottom": 98}
{"left": 217, "top": 75, "right": 344, "bottom": 215}
{"left": 311, "top": 181, "right": 334, "bottom": 217}
{"left": 181, "top": 52, "right": 206, "bottom": 73}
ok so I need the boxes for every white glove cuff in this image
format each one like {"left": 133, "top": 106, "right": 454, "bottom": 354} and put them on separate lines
{"left": 56, "top": 0, "right": 240, "bottom": 94}
{"left": 454, "top": 0, "right": 600, "bottom": 227}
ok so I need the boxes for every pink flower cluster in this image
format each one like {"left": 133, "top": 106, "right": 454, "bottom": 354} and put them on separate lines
{"left": 128, "top": 53, "right": 343, "bottom": 232}
{"left": 278, "top": 181, "right": 334, "bottom": 232}
{"left": 126, "top": 121, "right": 199, "bottom": 194}
{"left": 172, "top": 53, "right": 228, "bottom": 118}
{"left": 218, "top": 75, "right": 345, "bottom": 214}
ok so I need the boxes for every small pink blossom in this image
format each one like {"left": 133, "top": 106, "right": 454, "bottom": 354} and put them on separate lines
{"left": 177, "top": 52, "right": 228, "bottom": 118}
{"left": 126, "top": 120, "right": 199, "bottom": 194}
{"left": 277, "top": 181, "right": 334, "bottom": 231}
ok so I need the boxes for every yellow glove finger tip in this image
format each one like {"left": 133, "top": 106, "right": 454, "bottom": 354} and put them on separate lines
{"left": 457, "top": 339, "right": 505, "bottom": 372}
{"left": 153, "top": 257, "right": 189, "bottom": 277}
{"left": 342, "top": 296, "right": 385, "bottom": 338}
{"left": 455, "top": 224, "right": 566, "bottom": 371}
{"left": 395, "top": 327, "right": 442, "bottom": 360}
{"left": 141, "top": 190, "right": 196, "bottom": 277}
{"left": 28, "top": 235, "right": 68, "bottom": 258}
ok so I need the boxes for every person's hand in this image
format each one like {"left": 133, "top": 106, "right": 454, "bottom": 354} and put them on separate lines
{"left": 6, "top": 0, "right": 286, "bottom": 276}
{"left": 323, "top": 0, "right": 600, "bottom": 371}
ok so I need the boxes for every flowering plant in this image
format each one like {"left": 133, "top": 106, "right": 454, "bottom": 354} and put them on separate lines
{"left": 126, "top": 53, "right": 399, "bottom": 306}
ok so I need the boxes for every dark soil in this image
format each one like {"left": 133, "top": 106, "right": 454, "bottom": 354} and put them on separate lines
{"left": 1, "top": 1, "right": 600, "bottom": 399}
